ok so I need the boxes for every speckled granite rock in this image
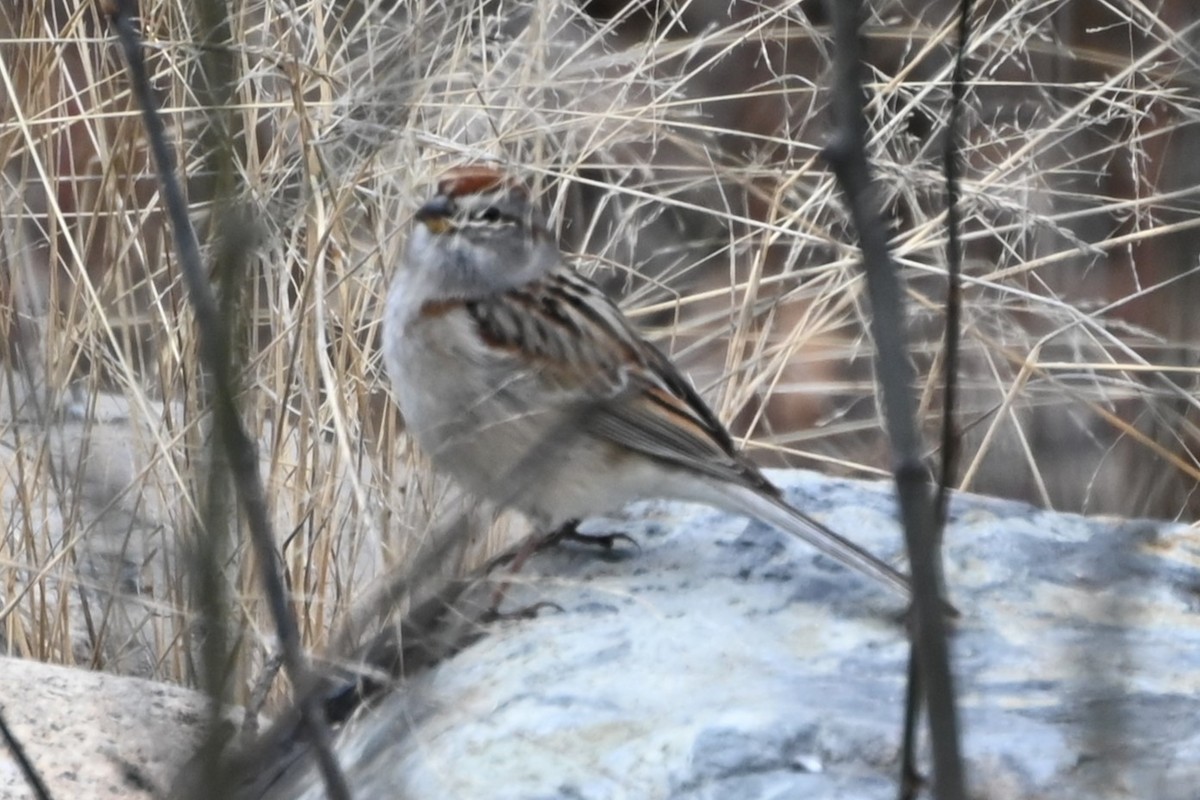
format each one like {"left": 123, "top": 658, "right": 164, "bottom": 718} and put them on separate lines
{"left": 268, "top": 470, "right": 1200, "bottom": 800}
{"left": 0, "top": 656, "right": 219, "bottom": 799}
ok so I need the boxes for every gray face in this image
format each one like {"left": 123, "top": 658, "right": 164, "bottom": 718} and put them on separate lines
{"left": 408, "top": 182, "right": 560, "bottom": 298}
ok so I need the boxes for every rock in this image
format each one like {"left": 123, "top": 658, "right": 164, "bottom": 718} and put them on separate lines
{"left": 0, "top": 656, "right": 222, "bottom": 799}
{"left": 264, "top": 471, "right": 1200, "bottom": 800}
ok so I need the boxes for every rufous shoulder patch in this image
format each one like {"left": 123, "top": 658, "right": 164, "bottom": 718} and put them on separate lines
{"left": 418, "top": 298, "right": 465, "bottom": 319}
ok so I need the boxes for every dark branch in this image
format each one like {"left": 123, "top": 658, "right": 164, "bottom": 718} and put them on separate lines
{"left": 0, "top": 707, "right": 54, "bottom": 800}
{"left": 105, "top": 3, "right": 350, "bottom": 798}
{"left": 820, "top": 2, "right": 968, "bottom": 798}
{"left": 937, "top": 0, "right": 973, "bottom": 527}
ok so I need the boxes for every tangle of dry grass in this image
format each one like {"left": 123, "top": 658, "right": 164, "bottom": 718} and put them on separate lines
{"left": 1, "top": 0, "right": 1197, "bottom": 702}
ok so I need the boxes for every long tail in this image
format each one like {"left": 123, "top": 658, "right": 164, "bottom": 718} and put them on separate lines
{"left": 714, "top": 483, "right": 911, "bottom": 598}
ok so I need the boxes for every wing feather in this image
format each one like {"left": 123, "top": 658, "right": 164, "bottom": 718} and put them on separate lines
{"left": 464, "top": 267, "right": 775, "bottom": 494}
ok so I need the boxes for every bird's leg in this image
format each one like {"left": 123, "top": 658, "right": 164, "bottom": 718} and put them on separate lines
{"left": 484, "top": 521, "right": 562, "bottom": 614}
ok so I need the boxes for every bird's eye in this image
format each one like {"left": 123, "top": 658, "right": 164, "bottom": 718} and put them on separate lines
{"left": 475, "top": 207, "right": 503, "bottom": 223}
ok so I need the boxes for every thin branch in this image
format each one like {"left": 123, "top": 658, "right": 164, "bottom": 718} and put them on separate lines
{"left": 937, "top": 0, "right": 972, "bottom": 525}
{"left": 902, "top": 1, "right": 974, "bottom": 794}
{"left": 104, "top": 3, "right": 350, "bottom": 798}
{"left": 0, "top": 707, "right": 54, "bottom": 800}
{"left": 820, "top": 2, "right": 967, "bottom": 799}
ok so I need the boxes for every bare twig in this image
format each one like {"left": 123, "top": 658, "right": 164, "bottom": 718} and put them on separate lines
{"left": 0, "top": 706, "right": 53, "bottom": 800}
{"left": 937, "top": 0, "right": 972, "bottom": 526}
{"left": 820, "top": 2, "right": 967, "bottom": 798}
{"left": 104, "top": 2, "right": 350, "bottom": 798}
{"left": 902, "top": 1, "right": 974, "bottom": 795}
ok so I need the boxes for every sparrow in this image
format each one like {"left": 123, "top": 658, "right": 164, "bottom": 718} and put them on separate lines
{"left": 383, "top": 165, "right": 909, "bottom": 597}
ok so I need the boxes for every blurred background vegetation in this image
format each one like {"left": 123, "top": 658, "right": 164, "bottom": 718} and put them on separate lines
{"left": 1, "top": 0, "right": 1197, "bottom": 700}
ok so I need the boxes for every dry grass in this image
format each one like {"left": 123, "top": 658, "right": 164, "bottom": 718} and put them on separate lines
{"left": 1, "top": 0, "right": 1197, "bottom": 704}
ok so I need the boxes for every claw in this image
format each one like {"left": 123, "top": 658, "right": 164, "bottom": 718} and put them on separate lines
{"left": 483, "top": 600, "right": 564, "bottom": 623}
{"left": 540, "top": 520, "right": 640, "bottom": 554}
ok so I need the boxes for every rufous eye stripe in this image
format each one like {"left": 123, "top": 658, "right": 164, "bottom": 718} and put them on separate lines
{"left": 437, "top": 165, "right": 513, "bottom": 198}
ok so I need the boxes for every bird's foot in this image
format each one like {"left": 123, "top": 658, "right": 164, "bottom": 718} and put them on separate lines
{"left": 485, "top": 520, "right": 637, "bottom": 612}
{"left": 482, "top": 600, "right": 564, "bottom": 624}
{"left": 538, "top": 519, "right": 640, "bottom": 556}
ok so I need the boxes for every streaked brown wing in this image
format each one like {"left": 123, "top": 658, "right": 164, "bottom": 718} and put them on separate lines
{"left": 465, "top": 267, "right": 775, "bottom": 494}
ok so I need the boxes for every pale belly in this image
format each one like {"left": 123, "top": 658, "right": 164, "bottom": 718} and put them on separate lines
{"left": 384, "top": 309, "right": 667, "bottom": 528}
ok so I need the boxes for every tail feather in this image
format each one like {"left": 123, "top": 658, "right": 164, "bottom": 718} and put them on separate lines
{"left": 713, "top": 483, "right": 911, "bottom": 598}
